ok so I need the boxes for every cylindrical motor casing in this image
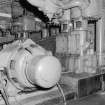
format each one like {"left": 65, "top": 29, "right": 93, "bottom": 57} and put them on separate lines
{"left": 26, "top": 55, "right": 61, "bottom": 88}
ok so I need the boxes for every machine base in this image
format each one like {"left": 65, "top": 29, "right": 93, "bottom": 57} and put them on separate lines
{"left": 1, "top": 70, "right": 105, "bottom": 105}
{"left": 60, "top": 70, "right": 105, "bottom": 98}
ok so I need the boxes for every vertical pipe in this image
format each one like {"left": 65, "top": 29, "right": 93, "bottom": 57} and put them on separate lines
{"left": 96, "top": 17, "right": 105, "bottom": 67}
{"left": 74, "top": 18, "right": 88, "bottom": 56}
{"left": 78, "top": 18, "right": 88, "bottom": 73}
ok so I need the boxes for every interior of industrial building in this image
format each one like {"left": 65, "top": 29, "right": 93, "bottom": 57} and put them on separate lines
{"left": 0, "top": 0, "right": 105, "bottom": 105}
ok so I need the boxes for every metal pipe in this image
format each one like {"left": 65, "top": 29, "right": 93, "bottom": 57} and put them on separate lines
{"left": 96, "top": 17, "right": 105, "bottom": 67}
{"left": 62, "top": 0, "right": 89, "bottom": 10}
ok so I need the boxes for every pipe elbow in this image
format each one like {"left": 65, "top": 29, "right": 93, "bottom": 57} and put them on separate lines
{"left": 62, "top": 0, "right": 90, "bottom": 10}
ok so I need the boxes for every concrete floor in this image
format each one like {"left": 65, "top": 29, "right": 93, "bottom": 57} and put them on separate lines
{"left": 68, "top": 92, "right": 105, "bottom": 105}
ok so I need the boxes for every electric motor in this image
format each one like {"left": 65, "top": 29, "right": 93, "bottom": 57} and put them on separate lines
{"left": 0, "top": 39, "right": 61, "bottom": 90}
